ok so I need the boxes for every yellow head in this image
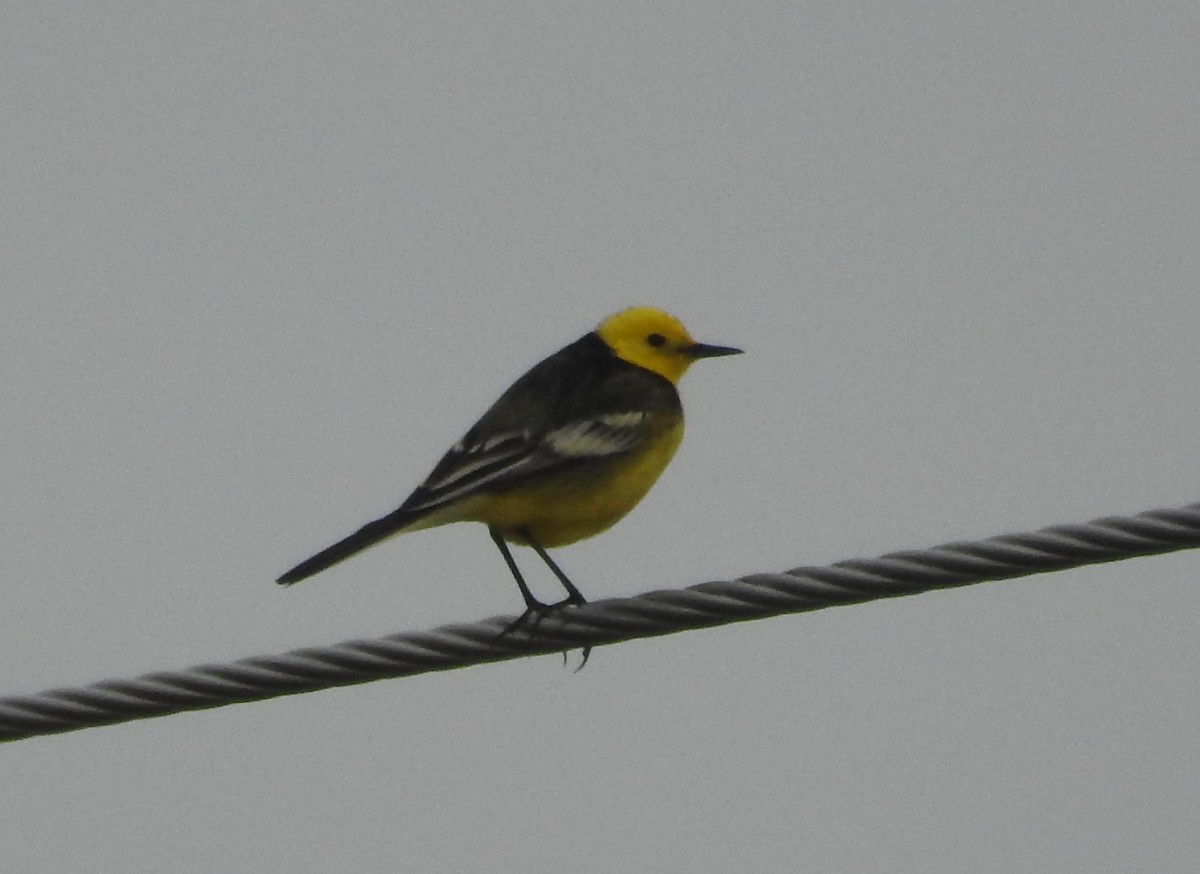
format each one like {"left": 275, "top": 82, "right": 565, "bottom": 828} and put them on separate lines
{"left": 596, "top": 307, "right": 742, "bottom": 384}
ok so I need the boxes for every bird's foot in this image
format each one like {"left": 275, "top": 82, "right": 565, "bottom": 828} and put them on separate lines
{"left": 500, "top": 594, "right": 582, "bottom": 638}
{"left": 499, "top": 596, "right": 591, "bottom": 670}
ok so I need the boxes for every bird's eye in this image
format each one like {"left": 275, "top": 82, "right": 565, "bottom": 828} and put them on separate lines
{"left": 646, "top": 333, "right": 666, "bottom": 348}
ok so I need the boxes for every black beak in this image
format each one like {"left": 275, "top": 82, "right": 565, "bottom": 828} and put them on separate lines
{"left": 686, "top": 342, "right": 744, "bottom": 359}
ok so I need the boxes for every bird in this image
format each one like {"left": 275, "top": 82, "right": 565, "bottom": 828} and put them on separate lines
{"left": 277, "top": 306, "right": 742, "bottom": 631}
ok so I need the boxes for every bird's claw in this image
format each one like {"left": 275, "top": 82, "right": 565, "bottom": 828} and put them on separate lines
{"left": 499, "top": 598, "right": 591, "bottom": 670}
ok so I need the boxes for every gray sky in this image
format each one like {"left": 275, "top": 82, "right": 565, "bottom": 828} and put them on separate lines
{"left": 4, "top": 3, "right": 1199, "bottom": 872}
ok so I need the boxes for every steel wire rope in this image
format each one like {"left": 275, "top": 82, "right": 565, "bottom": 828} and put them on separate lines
{"left": 2, "top": 501, "right": 1198, "bottom": 742}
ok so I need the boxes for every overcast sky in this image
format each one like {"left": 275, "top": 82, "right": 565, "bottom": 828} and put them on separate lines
{"left": 3, "top": 3, "right": 1199, "bottom": 872}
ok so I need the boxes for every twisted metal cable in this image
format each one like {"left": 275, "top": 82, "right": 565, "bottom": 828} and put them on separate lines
{"left": 3, "top": 501, "right": 1198, "bottom": 742}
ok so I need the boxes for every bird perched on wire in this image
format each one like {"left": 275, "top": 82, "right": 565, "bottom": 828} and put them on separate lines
{"left": 277, "top": 306, "right": 742, "bottom": 630}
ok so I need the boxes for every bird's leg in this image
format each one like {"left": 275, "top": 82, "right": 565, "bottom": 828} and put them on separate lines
{"left": 491, "top": 528, "right": 543, "bottom": 635}
{"left": 490, "top": 527, "right": 541, "bottom": 610}
{"left": 522, "top": 528, "right": 592, "bottom": 669}
{"left": 521, "top": 529, "right": 587, "bottom": 606}
{"left": 491, "top": 529, "right": 591, "bottom": 667}
{"left": 491, "top": 527, "right": 555, "bottom": 637}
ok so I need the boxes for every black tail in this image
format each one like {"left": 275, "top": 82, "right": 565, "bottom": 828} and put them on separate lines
{"left": 276, "top": 506, "right": 427, "bottom": 585}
